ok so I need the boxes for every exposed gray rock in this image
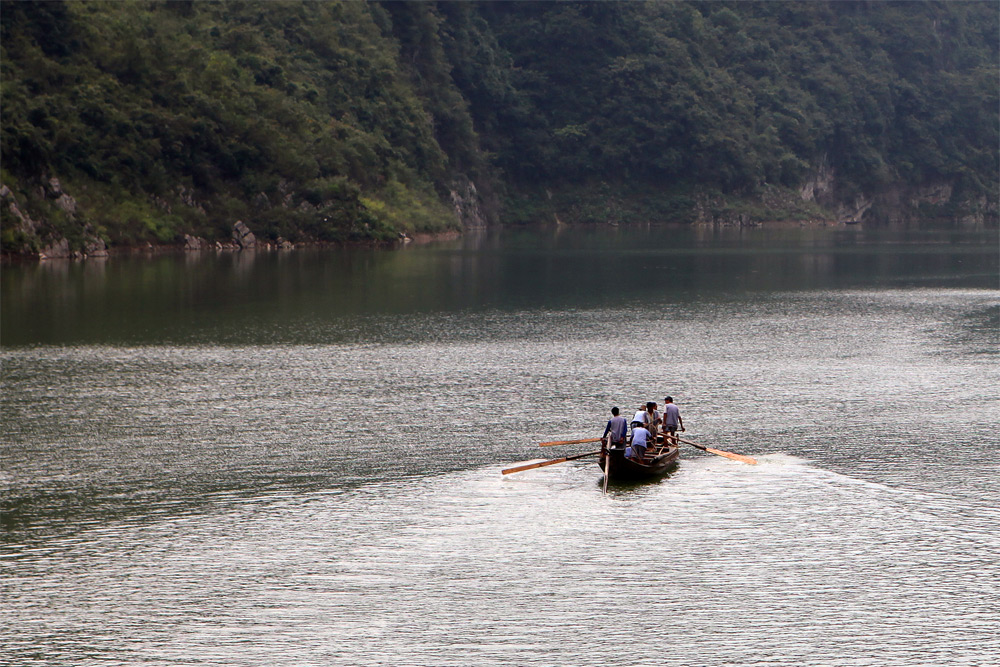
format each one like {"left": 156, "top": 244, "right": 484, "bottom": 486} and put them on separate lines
{"left": 232, "top": 220, "right": 256, "bottom": 249}
{"left": 799, "top": 157, "right": 835, "bottom": 203}
{"left": 178, "top": 186, "right": 206, "bottom": 214}
{"left": 183, "top": 234, "right": 207, "bottom": 251}
{"left": 84, "top": 238, "right": 108, "bottom": 257}
{"left": 450, "top": 177, "right": 486, "bottom": 228}
{"left": 835, "top": 197, "right": 873, "bottom": 223}
{"left": 40, "top": 178, "right": 78, "bottom": 216}
{"left": 909, "top": 182, "right": 952, "bottom": 207}
{"left": 38, "top": 237, "right": 70, "bottom": 259}
{"left": 2, "top": 184, "right": 40, "bottom": 239}
{"left": 54, "top": 193, "right": 77, "bottom": 215}
{"left": 253, "top": 192, "right": 271, "bottom": 210}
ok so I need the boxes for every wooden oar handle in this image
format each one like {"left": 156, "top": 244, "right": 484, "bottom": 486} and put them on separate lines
{"left": 502, "top": 450, "right": 602, "bottom": 475}
{"left": 675, "top": 437, "right": 706, "bottom": 450}
{"left": 538, "top": 437, "right": 603, "bottom": 447}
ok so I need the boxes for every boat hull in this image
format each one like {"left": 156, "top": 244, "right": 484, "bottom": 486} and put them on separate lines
{"left": 599, "top": 443, "right": 679, "bottom": 482}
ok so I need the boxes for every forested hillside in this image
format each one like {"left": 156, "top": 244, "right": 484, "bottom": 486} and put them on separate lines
{"left": 2, "top": 1, "right": 997, "bottom": 257}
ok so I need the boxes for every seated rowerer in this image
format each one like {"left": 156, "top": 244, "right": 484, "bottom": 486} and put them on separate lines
{"left": 630, "top": 422, "right": 651, "bottom": 461}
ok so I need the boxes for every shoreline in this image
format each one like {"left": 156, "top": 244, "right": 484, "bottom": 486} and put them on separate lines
{"left": 0, "top": 228, "right": 465, "bottom": 264}
{"left": 3, "top": 218, "right": 993, "bottom": 264}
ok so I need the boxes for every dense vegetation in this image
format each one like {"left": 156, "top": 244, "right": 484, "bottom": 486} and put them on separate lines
{"left": 477, "top": 1, "right": 998, "bottom": 224}
{"left": 1, "top": 1, "right": 997, "bottom": 255}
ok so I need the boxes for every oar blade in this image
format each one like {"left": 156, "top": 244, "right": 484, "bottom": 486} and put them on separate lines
{"left": 704, "top": 447, "right": 758, "bottom": 465}
{"left": 676, "top": 437, "right": 757, "bottom": 465}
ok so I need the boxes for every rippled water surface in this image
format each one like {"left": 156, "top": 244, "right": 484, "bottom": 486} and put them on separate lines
{"left": 2, "top": 225, "right": 998, "bottom": 665}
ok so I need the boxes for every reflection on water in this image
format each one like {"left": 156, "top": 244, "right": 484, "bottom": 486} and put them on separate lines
{"left": 1, "top": 226, "right": 998, "bottom": 665}
{"left": 2, "top": 225, "right": 996, "bottom": 346}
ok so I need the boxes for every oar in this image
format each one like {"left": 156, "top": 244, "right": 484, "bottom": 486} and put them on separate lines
{"left": 676, "top": 437, "right": 757, "bottom": 465}
{"left": 502, "top": 450, "right": 602, "bottom": 475}
{"left": 602, "top": 447, "right": 611, "bottom": 494}
{"left": 538, "top": 437, "right": 603, "bottom": 447}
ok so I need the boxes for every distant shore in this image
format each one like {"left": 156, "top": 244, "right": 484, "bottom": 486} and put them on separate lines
{"left": 6, "top": 217, "right": 996, "bottom": 265}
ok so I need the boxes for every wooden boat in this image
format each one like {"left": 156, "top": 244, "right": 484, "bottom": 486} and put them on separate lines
{"left": 502, "top": 429, "right": 754, "bottom": 481}
{"left": 599, "top": 439, "right": 679, "bottom": 482}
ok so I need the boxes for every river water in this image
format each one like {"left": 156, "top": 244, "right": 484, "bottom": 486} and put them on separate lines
{"left": 2, "top": 224, "right": 998, "bottom": 666}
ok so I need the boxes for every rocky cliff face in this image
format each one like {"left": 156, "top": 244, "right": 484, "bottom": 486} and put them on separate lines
{"left": 449, "top": 177, "right": 491, "bottom": 229}
{"left": 1, "top": 184, "right": 39, "bottom": 244}
{"left": 865, "top": 181, "right": 997, "bottom": 226}
{"left": 1, "top": 178, "right": 107, "bottom": 259}
{"left": 2, "top": 167, "right": 490, "bottom": 260}
{"left": 2, "top": 167, "right": 994, "bottom": 261}
{"left": 798, "top": 157, "right": 836, "bottom": 206}
{"left": 797, "top": 160, "right": 995, "bottom": 226}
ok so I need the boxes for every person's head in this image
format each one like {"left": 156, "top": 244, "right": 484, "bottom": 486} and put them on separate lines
{"left": 611, "top": 406, "right": 620, "bottom": 416}
{"left": 664, "top": 396, "right": 673, "bottom": 403}
{"left": 646, "top": 401, "right": 655, "bottom": 411}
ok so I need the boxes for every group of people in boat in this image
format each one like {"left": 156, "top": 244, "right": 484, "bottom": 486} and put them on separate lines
{"left": 601, "top": 396, "right": 684, "bottom": 462}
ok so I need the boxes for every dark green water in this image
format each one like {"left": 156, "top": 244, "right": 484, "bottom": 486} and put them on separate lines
{"left": 3, "top": 225, "right": 995, "bottom": 347}
{"left": 2, "top": 224, "right": 998, "bottom": 666}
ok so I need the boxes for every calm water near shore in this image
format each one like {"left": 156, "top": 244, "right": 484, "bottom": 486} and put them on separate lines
{"left": 2, "top": 224, "right": 998, "bottom": 665}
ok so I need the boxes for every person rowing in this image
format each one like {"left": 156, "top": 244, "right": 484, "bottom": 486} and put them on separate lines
{"left": 661, "top": 395, "right": 685, "bottom": 446}
{"left": 645, "top": 401, "right": 662, "bottom": 440}
{"left": 630, "top": 406, "right": 648, "bottom": 432}
{"left": 602, "top": 406, "right": 628, "bottom": 448}
{"left": 629, "top": 420, "right": 652, "bottom": 461}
